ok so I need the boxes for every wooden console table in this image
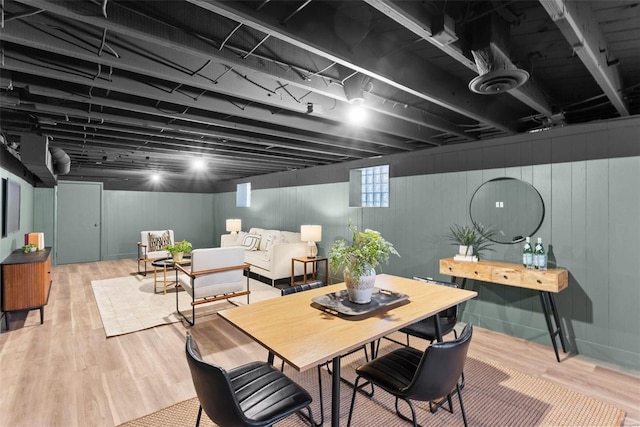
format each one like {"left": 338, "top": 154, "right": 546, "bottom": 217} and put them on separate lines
{"left": 1, "top": 247, "right": 52, "bottom": 330}
{"left": 440, "top": 257, "right": 568, "bottom": 362}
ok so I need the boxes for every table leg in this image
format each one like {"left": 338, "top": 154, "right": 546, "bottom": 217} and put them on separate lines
{"left": 163, "top": 264, "right": 168, "bottom": 294}
{"left": 331, "top": 356, "right": 341, "bottom": 427}
{"left": 539, "top": 291, "right": 566, "bottom": 362}
{"left": 153, "top": 266, "right": 158, "bottom": 294}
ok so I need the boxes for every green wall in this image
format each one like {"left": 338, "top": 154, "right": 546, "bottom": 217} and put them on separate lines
{"left": 209, "top": 120, "right": 640, "bottom": 371}
{"left": 4, "top": 116, "right": 639, "bottom": 371}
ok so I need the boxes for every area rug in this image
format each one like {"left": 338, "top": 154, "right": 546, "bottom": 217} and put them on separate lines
{"left": 119, "top": 340, "right": 626, "bottom": 427}
{"left": 91, "top": 274, "right": 281, "bottom": 337}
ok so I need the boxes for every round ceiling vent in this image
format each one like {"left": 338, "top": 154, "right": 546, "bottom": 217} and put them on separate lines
{"left": 469, "top": 68, "right": 529, "bottom": 94}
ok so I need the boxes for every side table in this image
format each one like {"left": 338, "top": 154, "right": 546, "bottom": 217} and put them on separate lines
{"left": 151, "top": 256, "right": 192, "bottom": 294}
{"left": 291, "top": 257, "right": 328, "bottom": 286}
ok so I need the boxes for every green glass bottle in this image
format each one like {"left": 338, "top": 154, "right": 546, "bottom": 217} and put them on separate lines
{"left": 523, "top": 237, "right": 533, "bottom": 269}
{"left": 533, "top": 237, "right": 546, "bottom": 270}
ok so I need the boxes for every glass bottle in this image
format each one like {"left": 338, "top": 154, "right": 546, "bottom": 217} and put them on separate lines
{"left": 533, "top": 237, "right": 547, "bottom": 271}
{"left": 522, "top": 237, "right": 533, "bottom": 269}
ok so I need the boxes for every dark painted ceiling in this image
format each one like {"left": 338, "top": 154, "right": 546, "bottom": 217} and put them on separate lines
{"left": 1, "top": 0, "right": 638, "bottom": 187}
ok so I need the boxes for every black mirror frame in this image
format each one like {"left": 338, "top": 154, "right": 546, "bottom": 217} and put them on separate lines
{"left": 469, "top": 177, "right": 545, "bottom": 244}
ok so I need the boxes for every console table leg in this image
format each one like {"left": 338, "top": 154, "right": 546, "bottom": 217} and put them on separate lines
{"left": 4, "top": 312, "right": 9, "bottom": 330}
{"left": 540, "top": 291, "right": 563, "bottom": 362}
{"left": 547, "top": 292, "right": 567, "bottom": 353}
{"left": 40, "top": 307, "right": 44, "bottom": 324}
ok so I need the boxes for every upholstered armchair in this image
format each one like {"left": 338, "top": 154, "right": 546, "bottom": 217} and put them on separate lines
{"left": 137, "top": 230, "right": 174, "bottom": 276}
{"left": 175, "top": 247, "right": 250, "bottom": 325}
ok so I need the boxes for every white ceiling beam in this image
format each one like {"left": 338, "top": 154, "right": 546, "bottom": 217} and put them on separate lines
{"left": 540, "top": 0, "right": 628, "bottom": 116}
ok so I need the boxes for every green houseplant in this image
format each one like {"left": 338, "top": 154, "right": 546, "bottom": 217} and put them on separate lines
{"left": 329, "top": 223, "right": 399, "bottom": 303}
{"left": 446, "top": 222, "right": 496, "bottom": 259}
{"left": 163, "top": 240, "right": 192, "bottom": 262}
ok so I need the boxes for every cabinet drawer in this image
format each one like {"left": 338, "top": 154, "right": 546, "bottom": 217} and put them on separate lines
{"left": 491, "top": 268, "right": 522, "bottom": 287}
{"left": 440, "top": 258, "right": 493, "bottom": 281}
{"left": 520, "top": 270, "right": 566, "bottom": 293}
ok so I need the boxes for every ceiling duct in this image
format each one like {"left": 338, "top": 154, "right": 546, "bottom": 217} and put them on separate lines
{"left": 50, "top": 146, "right": 71, "bottom": 175}
{"left": 468, "top": 13, "right": 529, "bottom": 94}
{"left": 343, "top": 73, "right": 370, "bottom": 104}
{"left": 20, "top": 134, "right": 70, "bottom": 186}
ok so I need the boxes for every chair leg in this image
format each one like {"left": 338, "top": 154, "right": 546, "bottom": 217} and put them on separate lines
{"left": 456, "top": 382, "right": 468, "bottom": 427}
{"left": 394, "top": 397, "right": 419, "bottom": 427}
{"left": 175, "top": 285, "right": 195, "bottom": 326}
{"left": 282, "top": 361, "right": 324, "bottom": 426}
{"left": 195, "top": 404, "right": 203, "bottom": 427}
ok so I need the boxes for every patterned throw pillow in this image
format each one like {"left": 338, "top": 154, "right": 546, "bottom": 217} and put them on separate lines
{"left": 148, "top": 230, "right": 171, "bottom": 251}
{"left": 264, "top": 234, "right": 276, "bottom": 251}
{"left": 241, "top": 233, "right": 261, "bottom": 251}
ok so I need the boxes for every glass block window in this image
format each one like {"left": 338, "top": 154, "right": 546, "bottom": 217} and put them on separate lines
{"left": 236, "top": 182, "right": 251, "bottom": 207}
{"left": 352, "top": 165, "right": 389, "bottom": 207}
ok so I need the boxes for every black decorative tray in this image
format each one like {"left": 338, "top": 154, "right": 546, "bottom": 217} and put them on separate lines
{"left": 311, "top": 287, "right": 409, "bottom": 316}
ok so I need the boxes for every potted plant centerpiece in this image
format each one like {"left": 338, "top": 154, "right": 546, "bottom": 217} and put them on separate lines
{"left": 446, "top": 223, "right": 496, "bottom": 260}
{"left": 163, "top": 240, "right": 192, "bottom": 262}
{"left": 329, "top": 224, "right": 399, "bottom": 304}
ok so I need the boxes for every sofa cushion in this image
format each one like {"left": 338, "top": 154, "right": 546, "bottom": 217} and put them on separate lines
{"left": 241, "top": 233, "right": 261, "bottom": 250}
{"left": 281, "top": 231, "right": 301, "bottom": 243}
{"left": 244, "top": 250, "right": 270, "bottom": 271}
{"left": 259, "top": 230, "right": 282, "bottom": 250}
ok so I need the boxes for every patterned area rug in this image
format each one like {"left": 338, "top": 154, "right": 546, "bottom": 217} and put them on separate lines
{"left": 119, "top": 338, "right": 626, "bottom": 427}
{"left": 91, "top": 274, "right": 281, "bottom": 337}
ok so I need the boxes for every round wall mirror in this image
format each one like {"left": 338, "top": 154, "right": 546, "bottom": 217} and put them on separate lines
{"left": 469, "top": 178, "right": 544, "bottom": 244}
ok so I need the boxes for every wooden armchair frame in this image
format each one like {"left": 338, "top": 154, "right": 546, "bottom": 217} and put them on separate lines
{"left": 175, "top": 262, "right": 251, "bottom": 326}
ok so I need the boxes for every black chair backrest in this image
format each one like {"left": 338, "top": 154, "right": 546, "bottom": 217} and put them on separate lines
{"left": 281, "top": 280, "right": 326, "bottom": 296}
{"left": 185, "top": 335, "right": 247, "bottom": 426}
{"left": 407, "top": 323, "right": 473, "bottom": 401}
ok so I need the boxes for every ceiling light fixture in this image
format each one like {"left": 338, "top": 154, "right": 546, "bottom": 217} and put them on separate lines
{"left": 347, "top": 104, "right": 367, "bottom": 124}
{"left": 192, "top": 158, "right": 206, "bottom": 170}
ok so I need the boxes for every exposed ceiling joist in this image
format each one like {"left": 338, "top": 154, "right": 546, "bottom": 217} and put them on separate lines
{"left": 364, "top": 0, "right": 557, "bottom": 119}
{"left": 540, "top": 0, "right": 629, "bottom": 116}
{"left": 12, "top": 0, "right": 467, "bottom": 141}
{"left": 185, "top": 0, "right": 520, "bottom": 134}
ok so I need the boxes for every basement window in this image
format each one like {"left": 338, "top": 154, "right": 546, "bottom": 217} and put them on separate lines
{"left": 236, "top": 182, "right": 251, "bottom": 207}
{"left": 349, "top": 165, "right": 389, "bottom": 208}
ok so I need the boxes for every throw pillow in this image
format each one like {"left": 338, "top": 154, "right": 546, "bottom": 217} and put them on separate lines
{"left": 264, "top": 234, "right": 277, "bottom": 251}
{"left": 241, "top": 233, "right": 261, "bottom": 251}
{"left": 148, "top": 230, "right": 171, "bottom": 251}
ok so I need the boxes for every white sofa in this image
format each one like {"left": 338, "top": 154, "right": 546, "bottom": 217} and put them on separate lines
{"left": 221, "top": 227, "right": 308, "bottom": 285}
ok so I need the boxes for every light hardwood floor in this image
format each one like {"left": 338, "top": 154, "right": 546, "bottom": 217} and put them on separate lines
{"left": 0, "top": 258, "right": 638, "bottom": 426}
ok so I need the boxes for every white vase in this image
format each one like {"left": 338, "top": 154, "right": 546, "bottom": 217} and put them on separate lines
{"left": 344, "top": 267, "right": 376, "bottom": 304}
{"left": 458, "top": 245, "right": 474, "bottom": 256}
{"left": 172, "top": 252, "right": 184, "bottom": 262}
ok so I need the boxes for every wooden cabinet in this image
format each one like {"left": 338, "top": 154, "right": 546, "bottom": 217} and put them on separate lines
{"left": 1, "top": 247, "right": 52, "bottom": 329}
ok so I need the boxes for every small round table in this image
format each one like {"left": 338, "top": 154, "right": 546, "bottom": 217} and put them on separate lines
{"left": 151, "top": 256, "right": 191, "bottom": 294}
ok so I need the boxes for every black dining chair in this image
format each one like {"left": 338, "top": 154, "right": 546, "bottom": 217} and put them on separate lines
{"left": 185, "top": 334, "right": 316, "bottom": 427}
{"left": 347, "top": 323, "right": 473, "bottom": 427}
{"left": 399, "top": 277, "right": 460, "bottom": 344}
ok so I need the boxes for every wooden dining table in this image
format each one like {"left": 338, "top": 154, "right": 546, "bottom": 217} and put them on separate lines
{"left": 218, "top": 274, "right": 478, "bottom": 427}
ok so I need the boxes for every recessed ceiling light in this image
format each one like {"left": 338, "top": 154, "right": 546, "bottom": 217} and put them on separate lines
{"left": 347, "top": 105, "right": 367, "bottom": 125}
{"left": 192, "top": 158, "right": 206, "bottom": 170}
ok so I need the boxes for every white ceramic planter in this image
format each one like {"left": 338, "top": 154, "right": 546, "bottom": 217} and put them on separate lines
{"left": 345, "top": 268, "right": 376, "bottom": 304}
